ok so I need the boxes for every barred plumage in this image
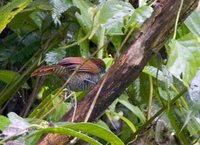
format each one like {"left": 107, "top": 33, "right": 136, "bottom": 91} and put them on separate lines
{"left": 31, "top": 57, "right": 106, "bottom": 91}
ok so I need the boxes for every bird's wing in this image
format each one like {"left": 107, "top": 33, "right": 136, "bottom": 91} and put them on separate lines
{"left": 31, "top": 65, "right": 58, "bottom": 76}
{"left": 58, "top": 57, "right": 99, "bottom": 74}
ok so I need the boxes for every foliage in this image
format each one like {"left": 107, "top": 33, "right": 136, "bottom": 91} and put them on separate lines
{"left": 0, "top": 0, "right": 200, "bottom": 145}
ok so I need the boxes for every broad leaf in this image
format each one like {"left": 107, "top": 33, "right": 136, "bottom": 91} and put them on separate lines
{"left": 26, "top": 127, "right": 101, "bottom": 145}
{"left": 96, "top": 0, "right": 134, "bottom": 35}
{"left": 166, "top": 33, "right": 200, "bottom": 86}
{"left": 118, "top": 95, "right": 146, "bottom": 123}
{"left": 0, "top": 115, "right": 10, "bottom": 131}
{"left": 63, "top": 122, "right": 124, "bottom": 145}
{"left": 0, "top": 70, "right": 29, "bottom": 88}
{"left": 185, "top": 11, "right": 200, "bottom": 38}
{"left": 0, "top": 0, "right": 32, "bottom": 33}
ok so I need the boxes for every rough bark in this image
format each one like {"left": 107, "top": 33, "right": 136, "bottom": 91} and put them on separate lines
{"left": 38, "top": 0, "right": 198, "bottom": 144}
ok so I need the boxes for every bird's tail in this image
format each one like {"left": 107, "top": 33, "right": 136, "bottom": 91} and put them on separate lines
{"left": 31, "top": 65, "right": 58, "bottom": 77}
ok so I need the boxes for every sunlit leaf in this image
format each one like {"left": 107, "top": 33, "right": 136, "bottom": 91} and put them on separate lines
{"left": 96, "top": 0, "right": 134, "bottom": 35}
{"left": 0, "top": 115, "right": 10, "bottom": 131}
{"left": 0, "top": 0, "right": 32, "bottom": 33}
{"left": 139, "top": 0, "right": 148, "bottom": 7}
{"left": 166, "top": 33, "right": 200, "bottom": 86}
{"left": 103, "top": 57, "right": 113, "bottom": 71}
{"left": 185, "top": 11, "right": 200, "bottom": 38}
{"left": 126, "top": 6, "right": 153, "bottom": 29}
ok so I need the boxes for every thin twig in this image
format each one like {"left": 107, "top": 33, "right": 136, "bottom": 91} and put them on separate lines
{"left": 71, "top": 93, "right": 77, "bottom": 122}
{"left": 147, "top": 72, "right": 153, "bottom": 120}
{"left": 84, "top": 73, "right": 108, "bottom": 122}
{"left": 22, "top": 77, "right": 45, "bottom": 117}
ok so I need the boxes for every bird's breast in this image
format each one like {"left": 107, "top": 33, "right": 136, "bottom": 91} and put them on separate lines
{"left": 62, "top": 72, "right": 100, "bottom": 91}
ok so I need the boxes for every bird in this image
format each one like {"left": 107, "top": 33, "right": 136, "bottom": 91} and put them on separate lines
{"left": 31, "top": 57, "right": 106, "bottom": 91}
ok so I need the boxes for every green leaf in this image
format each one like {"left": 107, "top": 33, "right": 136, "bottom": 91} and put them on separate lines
{"left": 0, "top": 70, "right": 19, "bottom": 84}
{"left": 126, "top": 6, "right": 153, "bottom": 29}
{"left": 167, "top": 109, "right": 191, "bottom": 145}
{"left": 0, "top": 59, "right": 38, "bottom": 106}
{"left": 72, "top": 0, "right": 94, "bottom": 36}
{"left": 143, "top": 66, "right": 165, "bottom": 82}
{"left": 25, "top": 131, "right": 42, "bottom": 145}
{"left": 29, "top": 0, "right": 53, "bottom": 11}
{"left": 49, "top": 97, "right": 71, "bottom": 121}
{"left": 0, "top": 115, "right": 10, "bottom": 131}
{"left": 185, "top": 11, "right": 200, "bottom": 37}
{"left": 0, "top": 70, "right": 29, "bottom": 89}
{"left": 187, "top": 116, "right": 200, "bottom": 136}
{"left": 28, "top": 89, "right": 59, "bottom": 118}
{"left": 103, "top": 57, "right": 114, "bottom": 72}
{"left": 118, "top": 96, "right": 146, "bottom": 123}
{"left": 63, "top": 122, "right": 124, "bottom": 145}
{"left": 9, "top": 10, "right": 39, "bottom": 34}
{"left": 78, "top": 28, "right": 90, "bottom": 57}
{"left": 9, "top": 0, "right": 52, "bottom": 34}
{"left": 96, "top": 0, "right": 134, "bottom": 35}
{"left": 166, "top": 33, "right": 200, "bottom": 86}
{"left": 26, "top": 127, "right": 101, "bottom": 145}
{"left": 139, "top": 0, "right": 148, "bottom": 7}
{"left": 0, "top": 0, "right": 32, "bottom": 33}
{"left": 96, "top": 120, "right": 111, "bottom": 131}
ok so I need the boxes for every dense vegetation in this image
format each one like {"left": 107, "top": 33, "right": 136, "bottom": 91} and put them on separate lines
{"left": 0, "top": 0, "right": 200, "bottom": 144}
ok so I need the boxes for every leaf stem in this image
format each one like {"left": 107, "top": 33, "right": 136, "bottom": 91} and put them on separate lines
{"left": 173, "top": 0, "right": 184, "bottom": 39}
